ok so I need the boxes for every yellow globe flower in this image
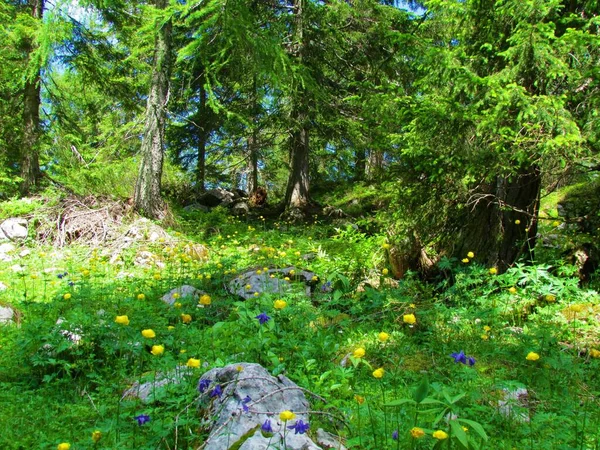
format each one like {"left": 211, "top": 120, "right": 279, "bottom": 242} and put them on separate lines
{"left": 489, "top": 267, "right": 498, "bottom": 275}
{"left": 378, "top": 332, "right": 390, "bottom": 342}
{"left": 280, "top": 410, "right": 296, "bottom": 421}
{"left": 433, "top": 430, "right": 449, "bottom": 440}
{"left": 63, "top": 293, "right": 72, "bottom": 300}
{"left": 372, "top": 368, "right": 385, "bottom": 379}
{"left": 92, "top": 430, "right": 102, "bottom": 443}
{"left": 245, "top": 284, "right": 252, "bottom": 290}
{"left": 153, "top": 273, "right": 161, "bottom": 280}
{"left": 508, "top": 287, "right": 517, "bottom": 294}
{"left": 115, "top": 315, "right": 130, "bottom": 326}
{"left": 570, "top": 304, "right": 584, "bottom": 313}
{"left": 186, "top": 358, "right": 201, "bottom": 368}
{"left": 137, "top": 293, "right": 146, "bottom": 300}
{"left": 526, "top": 351, "right": 540, "bottom": 361}
{"left": 151, "top": 345, "right": 165, "bottom": 356}
{"left": 553, "top": 221, "right": 561, "bottom": 227}
{"left": 382, "top": 243, "right": 390, "bottom": 249}
{"left": 199, "top": 294, "right": 211, "bottom": 305}
{"left": 410, "top": 427, "right": 425, "bottom": 438}
{"left": 174, "top": 302, "right": 182, "bottom": 308}
{"left": 403, "top": 314, "right": 416, "bottom": 325}
{"left": 483, "top": 325, "right": 491, "bottom": 332}
{"left": 141, "top": 329, "right": 156, "bottom": 339}
{"left": 467, "top": 251, "right": 475, "bottom": 258}
{"left": 354, "top": 395, "right": 365, "bottom": 404}
{"left": 514, "top": 219, "right": 521, "bottom": 225}
{"left": 181, "top": 314, "right": 192, "bottom": 324}
{"left": 57, "top": 443, "right": 71, "bottom": 450}
{"left": 481, "top": 334, "right": 489, "bottom": 340}
{"left": 353, "top": 347, "right": 366, "bottom": 358}
{"left": 462, "top": 258, "right": 469, "bottom": 263}
{"left": 274, "top": 299, "right": 287, "bottom": 310}
{"left": 545, "top": 294, "right": 556, "bottom": 302}
{"left": 382, "top": 268, "right": 389, "bottom": 275}
{"left": 589, "top": 349, "right": 600, "bottom": 359}
{"left": 172, "top": 292, "right": 181, "bottom": 299}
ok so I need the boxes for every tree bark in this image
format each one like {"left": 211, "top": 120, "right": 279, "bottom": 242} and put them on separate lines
{"left": 247, "top": 75, "right": 259, "bottom": 195}
{"left": 20, "top": 0, "right": 44, "bottom": 195}
{"left": 134, "top": 0, "right": 172, "bottom": 219}
{"left": 284, "top": 0, "right": 311, "bottom": 210}
{"left": 195, "top": 82, "right": 206, "bottom": 194}
{"left": 366, "top": 149, "right": 383, "bottom": 180}
{"left": 354, "top": 147, "right": 366, "bottom": 181}
{"left": 455, "top": 166, "right": 541, "bottom": 271}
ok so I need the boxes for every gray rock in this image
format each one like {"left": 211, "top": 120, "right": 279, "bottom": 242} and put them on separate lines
{"left": 0, "top": 281, "right": 7, "bottom": 291}
{"left": 161, "top": 285, "right": 202, "bottom": 306}
{"left": 316, "top": 429, "right": 346, "bottom": 450}
{"left": 498, "top": 388, "right": 530, "bottom": 423}
{"left": 232, "top": 201, "right": 250, "bottom": 216}
{"left": 123, "top": 368, "right": 190, "bottom": 402}
{"left": 200, "top": 363, "right": 321, "bottom": 450}
{"left": 228, "top": 267, "right": 318, "bottom": 300}
{"left": 198, "top": 188, "right": 236, "bottom": 207}
{"left": 0, "top": 218, "right": 28, "bottom": 241}
{"left": 0, "top": 242, "right": 15, "bottom": 262}
{"left": 0, "top": 305, "right": 15, "bottom": 324}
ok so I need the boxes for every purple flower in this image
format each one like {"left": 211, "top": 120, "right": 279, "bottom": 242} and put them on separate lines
{"left": 288, "top": 420, "right": 310, "bottom": 435}
{"left": 321, "top": 281, "right": 332, "bottom": 292}
{"left": 240, "top": 395, "right": 251, "bottom": 413}
{"left": 392, "top": 430, "right": 399, "bottom": 440}
{"left": 261, "top": 419, "right": 273, "bottom": 433}
{"left": 467, "top": 356, "right": 476, "bottom": 366}
{"left": 210, "top": 384, "right": 223, "bottom": 398}
{"left": 450, "top": 351, "right": 467, "bottom": 364}
{"left": 255, "top": 312, "right": 271, "bottom": 325}
{"left": 135, "top": 414, "right": 150, "bottom": 425}
{"left": 198, "top": 378, "right": 211, "bottom": 393}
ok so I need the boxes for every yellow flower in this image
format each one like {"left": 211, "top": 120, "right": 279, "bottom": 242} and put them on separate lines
{"left": 403, "top": 314, "right": 416, "bottom": 324}
{"left": 311, "top": 275, "right": 318, "bottom": 281}
{"left": 353, "top": 347, "right": 366, "bottom": 358}
{"left": 92, "top": 430, "right": 102, "bottom": 443}
{"left": 280, "top": 410, "right": 296, "bottom": 421}
{"left": 409, "top": 303, "right": 416, "bottom": 308}
{"left": 433, "top": 430, "right": 449, "bottom": 440}
{"left": 489, "top": 267, "right": 498, "bottom": 275}
{"left": 274, "top": 299, "right": 287, "bottom": 310}
{"left": 545, "top": 294, "right": 556, "bottom": 302}
{"left": 483, "top": 325, "right": 491, "bottom": 332}
{"left": 515, "top": 219, "right": 521, "bottom": 225}
{"left": 372, "top": 368, "right": 385, "bottom": 379}
{"left": 589, "top": 349, "right": 600, "bottom": 359}
{"left": 180, "top": 349, "right": 186, "bottom": 353}
{"left": 553, "top": 221, "right": 560, "bottom": 227}
{"left": 236, "top": 365, "right": 244, "bottom": 372}
{"left": 63, "top": 293, "right": 72, "bottom": 300}
{"left": 174, "top": 302, "right": 182, "bottom": 308}
{"left": 186, "top": 358, "right": 201, "bottom": 368}
{"left": 462, "top": 258, "right": 469, "bottom": 263}
{"left": 410, "top": 427, "right": 425, "bottom": 438}
{"left": 167, "top": 326, "right": 175, "bottom": 330}
{"left": 256, "top": 270, "right": 262, "bottom": 275}
{"left": 153, "top": 273, "right": 161, "bottom": 280}
{"left": 82, "top": 269, "right": 90, "bottom": 277}
{"left": 481, "top": 334, "right": 489, "bottom": 340}
{"left": 526, "top": 351, "right": 540, "bottom": 361}
{"left": 382, "top": 268, "right": 389, "bottom": 275}
{"left": 508, "top": 287, "right": 517, "bottom": 294}
{"left": 115, "top": 315, "right": 130, "bottom": 326}
{"left": 181, "top": 314, "right": 192, "bottom": 324}
{"left": 462, "top": 426, "right": 468, "bottom": 432}
{"left": 245, "top": 284, "right": 252, "bottom": 290}
{"left": 569, "top": 304, "right": 584, "bottom": 313}
{"left": 199, "top": 294, "right": 211, "bottom": 305}
{"left": 173, "top": 292, "right": 180, "bottom": 299}
{"left": 141, "top": 329, "right": 156, "bottom": 339}
{"left": 137, "top": 293, "right": 146, "bottom": 300}
{"left": 354, "top": 395, "right": 365, "bottom": 404}
{"left": 382, "top": 243, "right": 390, "bottom": 249}
{"left": 467, "top": 251, "right": 475, "bottom": 259}
{"left": 378, "top": 332, "right": 390, "bottom": 342}
{"left": 57, "top": 443, "right": 71, "bottom": 450}
{"left": 151, "top": 345, "right": 164, "bottom": 356}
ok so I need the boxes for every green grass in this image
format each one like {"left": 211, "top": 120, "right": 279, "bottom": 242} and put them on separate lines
{"left": 0, "top": 214, "right": 599, "bottom": 449}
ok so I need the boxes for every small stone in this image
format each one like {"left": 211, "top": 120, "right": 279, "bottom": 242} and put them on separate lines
{"left": 0, "top": 305, "right": 15, "bottom": 324}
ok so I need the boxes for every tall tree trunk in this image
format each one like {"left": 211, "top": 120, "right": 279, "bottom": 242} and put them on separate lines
{"left": 195, "top": 83, "right": 206, "bottom": 193}
{"left": 20, "top": 0, "right": 44, "bottom": 195}
{"left": 366, "top": 149, "right": 383, "bottom": 180}
{"left": 134, "top": 0, "right": 172, "bottom": 219}
{"left": 284, "top": 0, "right": 311, "bottom": 210}
{"left": 354, "top": 147, "right": 366, "bottom": 181}
{"left": 455, "top": 166, "right": 541, "bottom": 271}
{"left": 247, "top": 75, "right": 259, "bottom": 195}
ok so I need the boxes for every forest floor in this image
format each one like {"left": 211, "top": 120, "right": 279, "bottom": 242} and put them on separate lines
{"left": 0, "top": 197, "right": 599, "bottom": 449}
